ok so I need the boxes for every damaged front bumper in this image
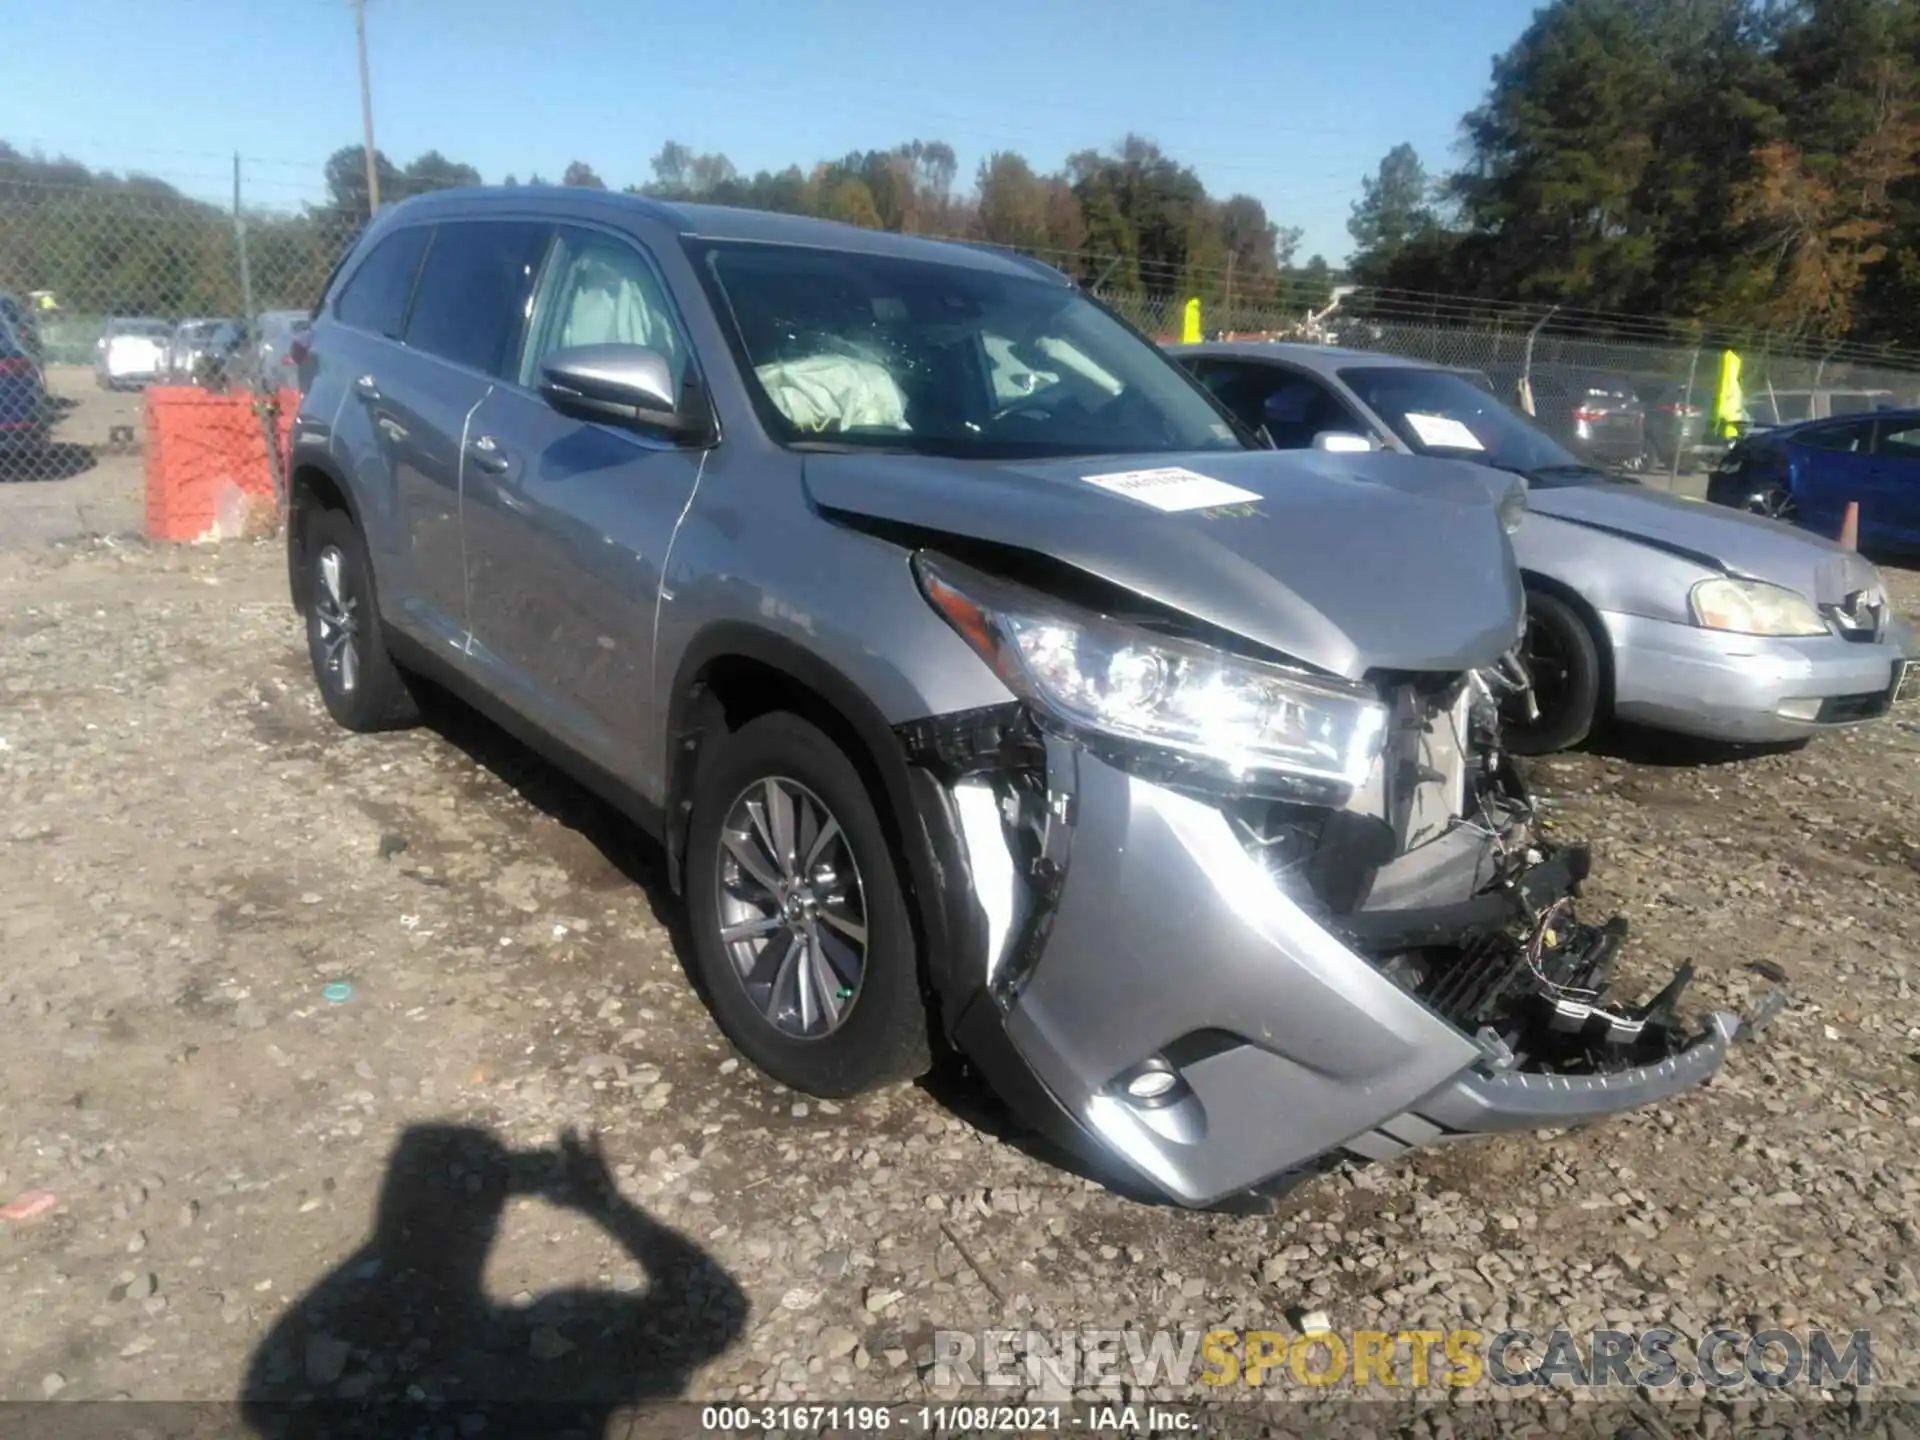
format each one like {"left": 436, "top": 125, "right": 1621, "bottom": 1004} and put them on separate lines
{"left": 908, "top": 717, "right": 1773, "bottom": 1209}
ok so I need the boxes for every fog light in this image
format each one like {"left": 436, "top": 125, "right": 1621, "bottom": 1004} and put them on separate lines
{"left": 1775, "top": 696, "right": 1821, "bottom": 722}
{"left": 1127, "top": 1068, "right": 1177, "bottom": 1101}
{"left": 1113, "top": 1056, "right": 1185, "bottom": 1108}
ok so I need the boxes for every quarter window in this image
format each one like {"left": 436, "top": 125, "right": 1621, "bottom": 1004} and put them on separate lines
{"left": 333, "top": 226, "right": 430, "bottom": 339}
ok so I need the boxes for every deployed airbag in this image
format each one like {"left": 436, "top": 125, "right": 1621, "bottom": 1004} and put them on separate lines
{"left": 756, "top": 354, "right": 909, "bottom": 433}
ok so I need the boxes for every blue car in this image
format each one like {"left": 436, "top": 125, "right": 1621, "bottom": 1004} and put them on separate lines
{"left": 0, "top": 311, "right": 49, "bottom": 467}
{"left": 1709, "top": 408, "right": 1920, "bottom": 552}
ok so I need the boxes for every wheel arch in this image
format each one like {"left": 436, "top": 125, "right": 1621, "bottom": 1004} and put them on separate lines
{"left": 662, "top": 623, "right": 984, "bottom": 1027}
{"left": 286, "top": 454, "right": 365, "bottom": 617}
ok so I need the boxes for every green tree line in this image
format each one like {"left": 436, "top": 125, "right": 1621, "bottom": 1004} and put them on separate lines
{"left": 0, "top": 134, "right": 1337, "bottom": 322}
{"left": 624, "top": 135, "right": 1336, "bottom": 314}
{"left": 1346, "top": 0, "right": 1920, "bottom": 348}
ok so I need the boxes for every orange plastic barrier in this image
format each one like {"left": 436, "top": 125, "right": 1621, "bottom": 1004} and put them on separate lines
{"left": 144, "top": 387, "right": 297, "bottom": 542}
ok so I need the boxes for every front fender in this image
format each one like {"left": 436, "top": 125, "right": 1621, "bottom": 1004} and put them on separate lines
{"left": 1515, "top": 513, "right": 1714, "bottom": 625}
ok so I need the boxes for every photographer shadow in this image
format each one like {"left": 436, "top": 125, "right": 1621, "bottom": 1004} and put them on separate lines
{"left": 240, "top": 1125, "right": 747, "bottom": 1439}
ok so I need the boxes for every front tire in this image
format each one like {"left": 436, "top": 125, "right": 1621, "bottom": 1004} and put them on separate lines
{"left": 686, "top": 712, "right": 930, "bottom": 1098}
{"left": 301, "top": 507, "right": 419, "bottom": 732}
{"left": 1505, "top": 590, "right": 1604, "bottom": 755}
{"left": 1747, "top": 485, "right": 1796, "bottom": 524}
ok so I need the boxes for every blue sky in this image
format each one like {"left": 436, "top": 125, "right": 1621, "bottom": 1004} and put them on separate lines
{"left": 1, "top": 0, "right": 1539, "bottom": 262}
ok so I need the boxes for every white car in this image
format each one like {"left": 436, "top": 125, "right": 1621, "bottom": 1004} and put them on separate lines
{"left": 95, "top": 317, "right": 172, "bottom": 390}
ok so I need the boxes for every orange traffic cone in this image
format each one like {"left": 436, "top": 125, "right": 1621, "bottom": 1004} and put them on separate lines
{"left": 1838, "top": 501, "right": 1860, "bottom": 551}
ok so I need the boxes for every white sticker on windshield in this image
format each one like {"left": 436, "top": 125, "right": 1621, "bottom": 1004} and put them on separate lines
{"left": 1081, "top": 467, "right": 1262, "bottom": 513}
{"left": 1404, "top": 413, "right": 1485, "bottom": 451}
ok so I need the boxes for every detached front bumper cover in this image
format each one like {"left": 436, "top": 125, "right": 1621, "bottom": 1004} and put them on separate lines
{"left": 911, "top": 706, "right": 1784, "bottom": 1208}
{"left": 1385, "top": 983, "right": 1787, "bottom": 1151}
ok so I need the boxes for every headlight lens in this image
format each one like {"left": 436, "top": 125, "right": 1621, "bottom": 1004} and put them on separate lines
{"left": 915, "top": 554, "right": 1389, "bottom": 798}
{"left": 1690, "top": 577, "right": 1828, "bottom": 637}
{"left": 1497, "top": 483, "right": 1527, "bottom": 536}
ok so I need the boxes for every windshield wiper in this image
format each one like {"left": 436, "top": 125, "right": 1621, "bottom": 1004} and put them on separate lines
{"left": 787, "top": 439, "right": 918, "bottom": 455}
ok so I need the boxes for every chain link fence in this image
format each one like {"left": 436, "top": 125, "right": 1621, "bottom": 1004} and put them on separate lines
{"left": 0, "top": 177, "right": 359, "bottom": 492}
{"left": 1099, "top": 285, "right": 1920, "bottom": 487}
{"left": 8, "top": 173, "right": 1920, "bottom": 498}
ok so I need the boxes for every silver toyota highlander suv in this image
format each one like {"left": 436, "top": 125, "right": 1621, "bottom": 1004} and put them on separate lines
{"left": 287, "top": 189, "right": 1776, "bottom": 1208}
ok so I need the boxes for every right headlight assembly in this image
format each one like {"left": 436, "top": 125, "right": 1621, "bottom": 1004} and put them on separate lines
{"left": 1689, "top": 577, "right": 1829, "bottom": 637}
{"left": 914, "top": 553, "right": 1389, "bottom": 801}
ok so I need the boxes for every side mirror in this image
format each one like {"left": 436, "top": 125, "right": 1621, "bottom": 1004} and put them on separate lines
{"left": 1312, "top": 431, "right": 1375, "bottom": 453}
{"left": 539, "top": 344, "right": 708, "bottom": 442}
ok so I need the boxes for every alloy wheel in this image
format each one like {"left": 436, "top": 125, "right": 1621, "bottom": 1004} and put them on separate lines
{"left": 313, "top": 545, "right": 361, "bottom": 695}
{"left": 1748, "top": 487, "right": 1796, "bottom": 523}
{"left": 714, "top": 776, "right": 868, "bottom": 1039}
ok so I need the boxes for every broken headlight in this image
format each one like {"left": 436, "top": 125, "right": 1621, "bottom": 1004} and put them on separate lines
{"left": 915, "top": 553, "right": 1389, "bottom": 801}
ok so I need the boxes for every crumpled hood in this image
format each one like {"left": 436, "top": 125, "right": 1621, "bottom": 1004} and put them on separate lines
{"left": 1526, "top": 483, "right": 1882, "bottom": 606}
{"left": 803, "top": 449, "right": 1525, "bottom": 680}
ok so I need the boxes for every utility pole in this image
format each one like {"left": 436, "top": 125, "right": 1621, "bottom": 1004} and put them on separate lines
{"left": 354, "top": 0, "right": 380, "bottom": 213}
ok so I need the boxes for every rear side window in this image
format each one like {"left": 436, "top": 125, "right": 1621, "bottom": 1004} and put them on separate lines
{"left": 404, "top": 221, "right": 551, "bottom": 377}
{"left": 334, "top": 226, "right": 430, "bottom": 339}
{"left": 1828, "top": 391, "right": 1875, "bottom": 416}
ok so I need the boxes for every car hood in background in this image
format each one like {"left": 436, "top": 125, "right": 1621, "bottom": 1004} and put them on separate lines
{"left": 803, "top": 449, "right": 1524, "bottom": 680}
{"left": 1526, "top": 482, "right": 1881, "bottom": 606}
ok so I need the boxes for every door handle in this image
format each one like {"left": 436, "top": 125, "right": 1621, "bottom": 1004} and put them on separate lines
{"left": 353, "top": 374, "right": 381, "bottom": 403}
{"left": 467, "top": 434, "right": 512, "bottom": 475}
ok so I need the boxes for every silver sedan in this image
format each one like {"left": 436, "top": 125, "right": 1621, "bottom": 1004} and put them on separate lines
{"left": 1171, "top": 341, "right": 1916, "bottom": 751}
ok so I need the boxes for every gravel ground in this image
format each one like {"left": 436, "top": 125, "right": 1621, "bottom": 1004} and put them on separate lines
{"left": 0, "top": 365, "right": 147, "bottom": 550}
{"left": 1, "top": 537, "right": 1916, "bottom": 1436}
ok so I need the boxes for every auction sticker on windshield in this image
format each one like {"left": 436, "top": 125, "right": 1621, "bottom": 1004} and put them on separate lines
{"left": 1083, "top": 467, "right": 1262, "bottom": 513}
{"left": 1405, "top": 413, "right": 1486, "bottom": 450}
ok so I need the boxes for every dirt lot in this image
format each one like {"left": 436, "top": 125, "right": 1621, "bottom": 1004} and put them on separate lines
{"left": 1, "top": 448, "right": 1917, "bottom": 1433}
{"left": 0, "top": 365, "right": 147, "bottom": 550}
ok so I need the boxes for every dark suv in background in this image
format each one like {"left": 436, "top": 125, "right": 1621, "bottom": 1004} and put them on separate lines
{"left": 1528, "top": 369, "right": 1648, "bottom": 470}
{"left": 1631, "top": 375, "right": 1710, "bottom": 470}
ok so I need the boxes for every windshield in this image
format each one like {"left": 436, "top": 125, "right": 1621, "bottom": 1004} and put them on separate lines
{"left": 1338, "top": 364, "right": 1612, "bottom": 485}
{"left": 691, "top": 240, "right": 1243, "bottom": 460}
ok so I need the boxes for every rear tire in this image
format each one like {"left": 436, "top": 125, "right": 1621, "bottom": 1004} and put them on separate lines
{"left": 1505, "top": 590, "right": 1604, "bottom": 755}
{"left": 301, "top": 507, "right": 419, "bottom": 732}
{"left": 686, "top": 712, "right": 930, "bottom": 1098}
